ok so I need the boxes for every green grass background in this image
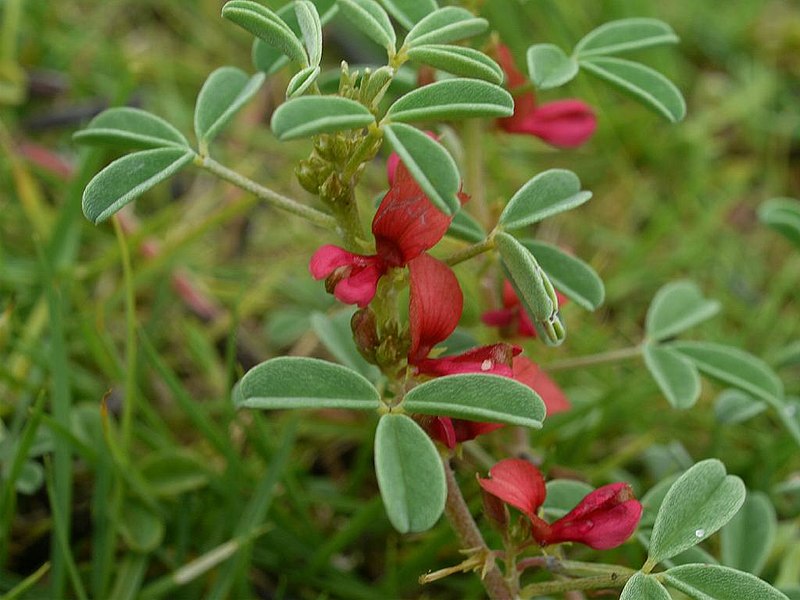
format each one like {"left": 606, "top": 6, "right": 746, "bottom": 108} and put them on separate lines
{"left": 1, "top": 0, "right": 798, "bottom": 598}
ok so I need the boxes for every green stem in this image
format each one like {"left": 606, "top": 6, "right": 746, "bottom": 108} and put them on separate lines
{"left": 462, "top": 119, "right": 491, "bottom": 227}
{"left": 197, "top": 156, "right": 338, "bottom": 230}
{"left": 519, "top": 572, "right": 633, "bottom": 598}
{"left": 444, "top": 236, "right": 496, "bottom": 266}
{"left": 442, "top": 458, "right": 514, "bottom": 600}
{"left": 542, "top": 345, "right": 643, "bottom": 372}
{"left": 112, "top": 217, "right": 136, "bottom": 450}
{"left": 343, "top": 123, "right": 383, "bottom": 181}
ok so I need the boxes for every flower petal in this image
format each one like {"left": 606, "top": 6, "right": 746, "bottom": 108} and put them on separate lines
{"left": 408, "top": 254, "right": 463, "bottom": 363}
{"left": 523, "top": 100, "right": 597, "bottom": 148}
{"left": 512, "top": 356, "right": 571, "bottom": 415}
{"left": 477, "top": 458, "right": 547, "bottom": 519}
{"left": 309, "top": 244, "right": 361, "bottom": 279}
{"left": 373, "top": 162, "right": 453, "bottom": 267}
{"left": 332, "top": 262, "right": 384, "bottom": 307}
{"left": 414, "top": 343, "right": 521, "bottom": 377}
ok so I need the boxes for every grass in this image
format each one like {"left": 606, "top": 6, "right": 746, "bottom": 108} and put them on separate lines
{"left": 1, "top": 0, "right": 799, "bottom": 598}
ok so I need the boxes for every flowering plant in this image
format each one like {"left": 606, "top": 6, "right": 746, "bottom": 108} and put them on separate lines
{"left": 70, "top": 0, "right": 796, "bottom": 597}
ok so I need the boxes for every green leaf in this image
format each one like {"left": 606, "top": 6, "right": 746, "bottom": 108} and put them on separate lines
{"left": 640, "top": 474, "right": 681, "bottom": 528}
{"left": 645, "top": 280, "right": 721, "bottom": 341}
{"left": 286, "top": 65, "right": 321, "bottom": 97}
{"left": 521, "top": 240, "right": 604, "bottom": 311}
{"left": 542, "top": 480, "right": 594, "bottom": 520}
{"left": 714, "top": 389, "right": 767, "bottom": 425}
{"left": 404, "top": 7, "right": 488, "bottom": 48}
{"left": 252, "top": 0, "right": 338, "bottom": 75}
{"left": 309, "top": 310, "right": 381, "bottom": 381}
{"left": 73, "top": 107, "right": 189, "bottom": 149}
{"left": 374, "top": 413, "right": 446, "bottom": 533}
{"left": 118, "top": 499, "right": 164, "bottom": 553}
{"left": 499, "top": 169, "right": 592, "bottom": 229}
{"left": 82, "top": 147, "right": 194, "bottom": 224}
{"left": 721, "top": 491, "right": 777, "bottom": 576}
{"left": 139, "top": 451, "right": 210, "bottom": 497}
{"left": 295, "top": 0, "right": 323, "bottom": 66}
{"left": 526, "top": 44, "right": 578, "bottom": 89}
{"left": 621, "top": 572, "right": 672, "bottom": 600}
{"left": 662, "top": 564, "right": 788, "bottom": 600}
{"left": 270, "top": 96, "right": 375, "bottom": 140}
{"left": 495, "top": 232, "right": 565, "bottom": 346}
{"left": 222, "top": 0, "right": 309, "bottom": 66}
{"left": 402, "top": 373, "right": 545, "bottom": 428}
{"left": 378, "top": 0, "right": 436, "bottom": 31}
{"left": 235, "top": 356, "right": 381, "bottom": 410}
{"left": 382, "top": 123, "right": 460, "bottom": 215}
{"left": 648, "top": 459, "right": 746, "bottom": 565}
{"left": 580, "top": 56, "right": 686, "bottom": 122}
{"left": 386, "top": 78, "right": 512, "bottom": 123}
{"left": 759, "top": 197, "right": 800, "bottom": 248}
{"left": 669, "top": 341, "right": 783, "bottom": 404}
{"left": 337, "top": 0, "right": 396, "bottom": 52}
{"left": 406, "top": 44, "right": 503, "bottom": 84}
{"left": 194, "top": 67, "right": 265, "bottom": 148}
{"left": 447, "top": 209, "right": 486, "bottom": 243}
{"left": 575, "top": 18, "right": 679, "bottom": 58}
{"left": 644, "top": 344, "right": 702, "bottom": 409}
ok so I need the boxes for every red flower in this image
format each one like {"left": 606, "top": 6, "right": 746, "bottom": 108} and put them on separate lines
{"left": 310, "top": 162, "right": 453, "bottom": 307}
{"left": 512, "top": 356, "right": 571, "bottom": 416}
{"left": 495, "top": 45, "right": 597, "bottom": 148}
{"left": 478, "top": 459, "right": 642, "bottom": 550}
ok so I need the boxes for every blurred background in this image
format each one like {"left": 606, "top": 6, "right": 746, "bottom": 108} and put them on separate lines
{"left": 1, "top": 0, "right": 799, "bottom": 598}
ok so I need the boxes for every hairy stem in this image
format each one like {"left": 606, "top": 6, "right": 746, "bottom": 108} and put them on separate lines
{"left": 542, "top": 345, "right": 643, "bottom": 372}
{"left": 519, "top": 572, "right": 633, "bottom": 598}
{"left": 442, "top": 458, "right": 513, "bottom": 600}
{"left": 444, "top": 236, "right": 496, "bottom": 266}
{"left": 198, "top": 156, "right": 338, "bottom": 230}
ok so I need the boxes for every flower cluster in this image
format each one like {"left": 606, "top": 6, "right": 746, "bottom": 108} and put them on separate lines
{"left": 478, "top": 458, "right": 642, "bottom": 549}
{"left": 310, "top": 155, "right": 570, "bottom": 448}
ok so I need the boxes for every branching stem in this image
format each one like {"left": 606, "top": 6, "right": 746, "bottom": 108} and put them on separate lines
{"left": 444, "top": 236, "right": 496, "bottom": 266}
{"left": 542, "top": 345, "right": 643, "bottom": 372}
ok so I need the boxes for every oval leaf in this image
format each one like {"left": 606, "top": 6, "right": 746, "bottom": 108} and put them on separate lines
{"left": 252, "top": 0, "right": 338, "bottom": 75}
{"left": 759, "top": 197, "right": 800, "bottom": 248}
{"left": 527, "top": 44, "right": 579, "bottom": 89}
{"left": 271, "top": 96, "right": 375, "bottom": 140}
{"left": 235, "top": 356, "right": 381, "bottom": 410}
{"left": 337, "top": 0, "right": 396, "bottom": 52}
{"left": 669, "top": 341, "right": 784, "bottom": 405}
{"left": 118, "top": 499, "right": 165, "bottom": 553}
{"left": 195, "top": 67, "right": 266, "bottom": 147}
{"left": 720, "top": 491, "right": 776, "bottom": 576}
{"left": 575, "top": 18, "right": 679, "bottom": 58}
{"left": 402, "top": 373, "right": 546, "bottom": 428}
{"left": 648, "top": 459, "right": 746, "bottom": 565}
{"left": 82, "top": 147, "right": 194, "bottom": 224}
{"left": 644, "top": 344, "right": 701, "bottom": 409}
{"left": 140, "top": 451, "right": 210, "bottom": 497}
{"left": 495, "top": 232, "right": 565, "bottom": 346}
{"left": 406, "top": 45, "right": 503, "bottom": 84}
{"left": 714, "top": 389, "right": 767, "bottom": 425}
{"left": 447, "top": 209, "right": 487, "bottom": 243}
{"left": 521, "top": 240, "right": 604, "bottom": 310}
{"left": 580, "top": 56, "right": 686, "bottom": 122}
{"left": 662, "top": 564, "right": 788, "bottom": 600}
{"left": 374, "top": 413, "right": 446, "bottom": 533}
{"left": 386, "top": 78, "right": 513, "bottom": 123}
{"left": 295, "top": 0, "right": 323, "bottom": 66}
{"left": 286, "top": 65, "right": 320, "bottom": 98}
{"left": 404, "top": 7, "right": 488, "bottom": 48}
{"left": 645, "top": 280, "right": 721, "bottom": 341}
{"left": 73, "top": 107, "right": 189, "bottom": 149}
{"left": 499, "top": 169, "right": 592, "bottom": 229}
{"left": 621, "top": 572, "right": 672, "bottom": 600}
{"left": 378, "top": 0, "right": 436, "bottom": 31}
{"left": 222, "top": 0, "right": 308, "bottom": 66}
{"left": 382, "top": 123, "right": 460, "bottom": 215}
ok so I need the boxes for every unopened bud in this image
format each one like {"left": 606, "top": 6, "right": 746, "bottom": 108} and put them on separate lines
{"left": 351, "top": 308, "right": 379, "bottom": 363}
{"left": 295, "top": 161, "right": 320, "bottom": 194}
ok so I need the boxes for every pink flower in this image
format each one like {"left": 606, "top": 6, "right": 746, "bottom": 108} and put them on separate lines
{"left": 495, "top": 45, "right": 597, "bottom": 148}
{"left": 478, "top": 459, "right": 643, "bottom": 550}
{"left": 310, "top": 161, "right": 454, "bottom": 307}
